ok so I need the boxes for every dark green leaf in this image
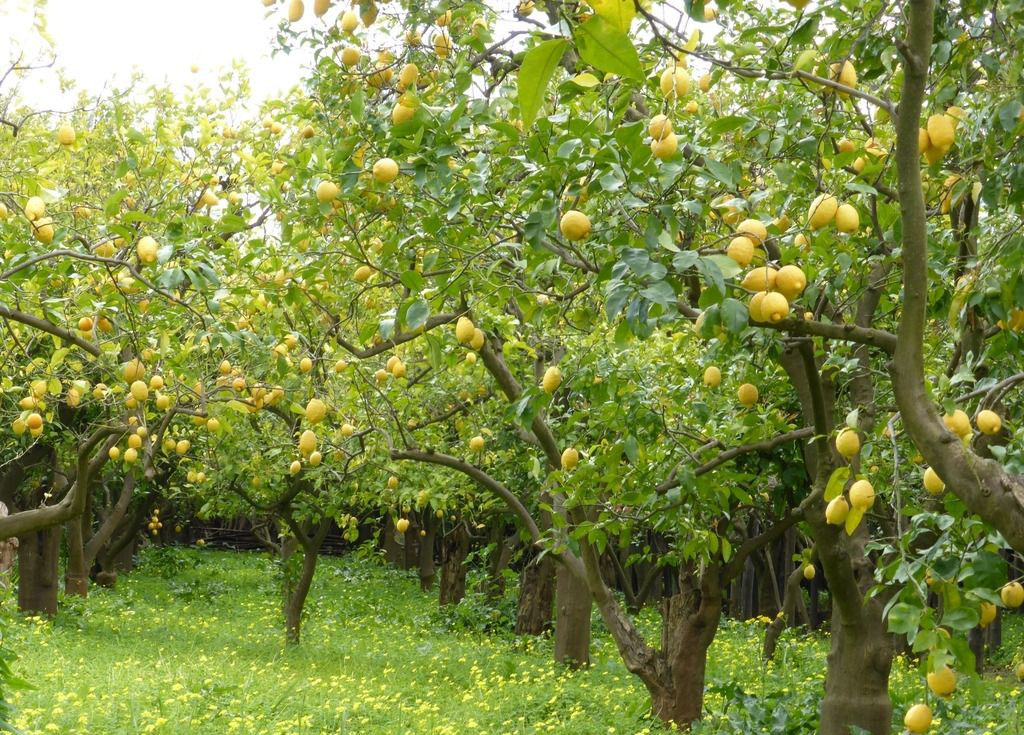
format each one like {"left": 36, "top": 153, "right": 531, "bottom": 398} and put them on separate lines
{"left": 518, "top": 38, "right": 570, "bottom": 128}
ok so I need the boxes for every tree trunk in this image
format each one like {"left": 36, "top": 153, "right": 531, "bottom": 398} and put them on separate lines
{"left": 819, "top": 596, "right": 894, "bottom": 735}
{"left": 18, "top": 526, "right": 60, "bottom": 615}
{"left": 284, "top": 543, "right": 320, "bottom": 645}
{"left": 83, "top": 474, "right": 137, "bottom": 574}
{"left": 763, "top": 564, "right": 808, "bottom": 660}
{"left": 554, "top": 563, "right": 591, "bottom": 668}
{"left": 484, "top": 522, "right": 516, "bottom": 600}
{"left": 439, "top": 523, "right": 469, "bottom": 605}
{"left": 382, "top": 516, "right": 403, "bottom": 566}
{"left": 418, "top": 511, "right": 438, "bottom": 591}
{"left": 650, "top": 569, "right": 723, "bottom": 725}
{"left": 65, "top": 514, "right": 89, "bottom": 597}
{"left": 515, "top": 554, "right": 554, "bottom": 634}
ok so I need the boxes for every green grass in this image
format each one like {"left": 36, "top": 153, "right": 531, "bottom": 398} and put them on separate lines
{"left": 0, "top": 548, "right": 1021, "bottom": 735}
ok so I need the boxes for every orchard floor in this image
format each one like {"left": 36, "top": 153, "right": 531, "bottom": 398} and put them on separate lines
{"left": 2, "top": 548, "right": 1022, "bottom": 735}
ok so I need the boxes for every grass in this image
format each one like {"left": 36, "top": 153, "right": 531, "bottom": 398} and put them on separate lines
{"left": 0, "top": 547, "right": 1020, "bottom": 735}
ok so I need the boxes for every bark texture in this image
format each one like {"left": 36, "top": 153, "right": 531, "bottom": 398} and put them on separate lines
{"left": 554, "top": 564, "right": 591, "bottom": 668}
{"left": 439, "top": 523, "right": 469, "bottom": 605}
{"left": 515, "top": 554, "right": 554, "bottom": 634}
{"left": 18, "top": 526, "right": 60, "bottom": 615}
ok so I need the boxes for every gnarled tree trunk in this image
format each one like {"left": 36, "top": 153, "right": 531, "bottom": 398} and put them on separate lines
{"left": 554, "top": 564, "right": 591, "bottom": 668}
{"left": 764, "top": 562, "right": 809, "bottom": 661}
{"left": 649, "top": 566, "right": 723, "bottom": 723}
{"left": 516, "top": 554, "right": 554, "bottom": 634}
{"left": 18, "top": 526, "right": 60, "bottom": 615}
{"left": 65, "top": 513, "right": 89, "bottom": 597}
{"left": 282, "top": 519, "right": 330, "bottom": 644}
{"left": 820, "top": 595, "right": 893, "bottom": 735}
{"left": 439, "top": 522, "right": 469, "bottom": 605}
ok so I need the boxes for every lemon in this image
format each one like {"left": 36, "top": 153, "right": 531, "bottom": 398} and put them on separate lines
{"left": 559, "top": 210, "right": 591, "bottom": 241}
{"left": 737, "top": 383, "right": 759, "bottom": 407}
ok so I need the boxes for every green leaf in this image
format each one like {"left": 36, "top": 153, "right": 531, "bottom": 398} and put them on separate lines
{"left": 705, "top": 254, "right": 742, "bottom": 279}
{"left": 844, "top": 506, "right": 865, "bottom": 535}
{"left": 517, "top": 38, "right": 569, "bottom": 128}
{"left": 720, "top": 298, "right": 749, "bottom": 333}
{"left": 703, "top": 158, "right": 738, "bottom": 187}
{"left": 400, "top": 270, "right": 425, "bottom": 292}
{"left": 406, "top": 298, "right": 430, "bottom": 330}
{"left": 886, "top": 602, "right": 922, "bottom": 635}
{"left": 585, "top": 0, "right": 635, "bottom": 32}
{"left": 574, "top": 16, "right": 644, "bottom": 82}
{"left": 942, "top": 606, "right": 980, "bottom": 631}
{"left": 570, "top": 72, "right": 601, "bottom": 88}
{"left": 825, "top": 467, "right": 850, "bottom": 501}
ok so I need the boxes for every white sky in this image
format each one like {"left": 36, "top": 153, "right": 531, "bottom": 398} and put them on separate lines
{"left": 1, "top": 0, "right": 312, "bottom": 108}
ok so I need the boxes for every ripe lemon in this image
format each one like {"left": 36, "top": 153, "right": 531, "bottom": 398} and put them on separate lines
{"left": 372, "top": 157, "right": 399, "bottom": 183}
{"left": 340, "top": 10, "right": 358, "bottom": 31}
{"left": 455, "top": 316, "right": 475, "bottom": 343}
{"left": 741, "top": 266, "right": 777, "bottom": 292}
{"left": 305, "top": 398, "right": 327, "bottom": 424}
{"left": 130, "top": 380, "right": 149, "bottom": 402}
{"left": 703, "top": 366, "right": 721, "bottom": 388}
{"left": 748, "top": 291, "right": 768, "bottom": 322}
{"left": 807, "top": 194, "right": 838, "bottom": 230}
{"left": 737, "top": 383, "right": 758, "bottom": 407}
{"left": 33, "top": 217, "right": 55, "bottom": 244}
{"left": 137, "top": 235, "right": 158, "bottom": 264}
{"left": 651, "top": 132, "right": 679, "bottom": 160}
{"left": 943, "top": 409, "right": 971, "bottom": 438}
{"left": 835, "top": 428, "right": 860, "bottom": 458}
{"left": 829, "top": 60, "right": 857, "bottom": 94}
{"left": 736, "top": 218, "right": 767, "bottom": 245}
{"left": 999, "top": 581, "right": 1023, "bottom": 608}
{"left": 923, "top": 466, "right": 944, "bottom": 494}
{"left": 904, "top": 704, "right": 932, "bottom": 733}
{"left": 561, "top": 447, "right": 579, "bottom": 470}
{"left": 24, "top": 196, "right": 45, "bottom": 221}
{"left": 835, "top": 204, "right": 859, "bottom": 233}
{"left": 849, "top": 479, "right": 875, "bottom": 510}
{"left": 469, "top": 435, "right": 485, "bottom": 451}
{"left": 353, "top": 265, "right": 374, "bottom": 282}
{"left": 727, "top": 236, "right": 755, "bottom": 266}
{"left": 926, "top": 113, "right": 955, "bottom": 152}
{"left": 57, "top": 123, "right": 76, "bottom": 146}
{"left": 825, "top": 496, "right": 850, "bottom": 525}
{"left": 299, "top": 429, "right": 317, "bottom": 455}
{"left": 659, "top": 65, "right": 690, "bottom": 99}
{"left": 559, "top": 210, "right": 591, "bottom": 241}
{"left": 542, "top": 366, "right": 562, "bottom": 393}
{"left": 976, "top": 409, "right": 1001, "bottom": 435}
{"left": 761, "top": 292, "right": 789, "bottom": 322}
{"left": 315, "top": 180, "right": 339, "bottom": 203}
{"left": 433, "top": 32, "right": 452, "bottom": 58}
{"left": 803, "top": 564, "right": 815, "bottom": 580}
{"left": 775, "top": 265, "right": 807, "bottom": 301}
{"left": 648, "top": 114, "right": 673, "bottom": 141}
{"left": 392, "top": 103, "right": 416, "bottom": 125}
